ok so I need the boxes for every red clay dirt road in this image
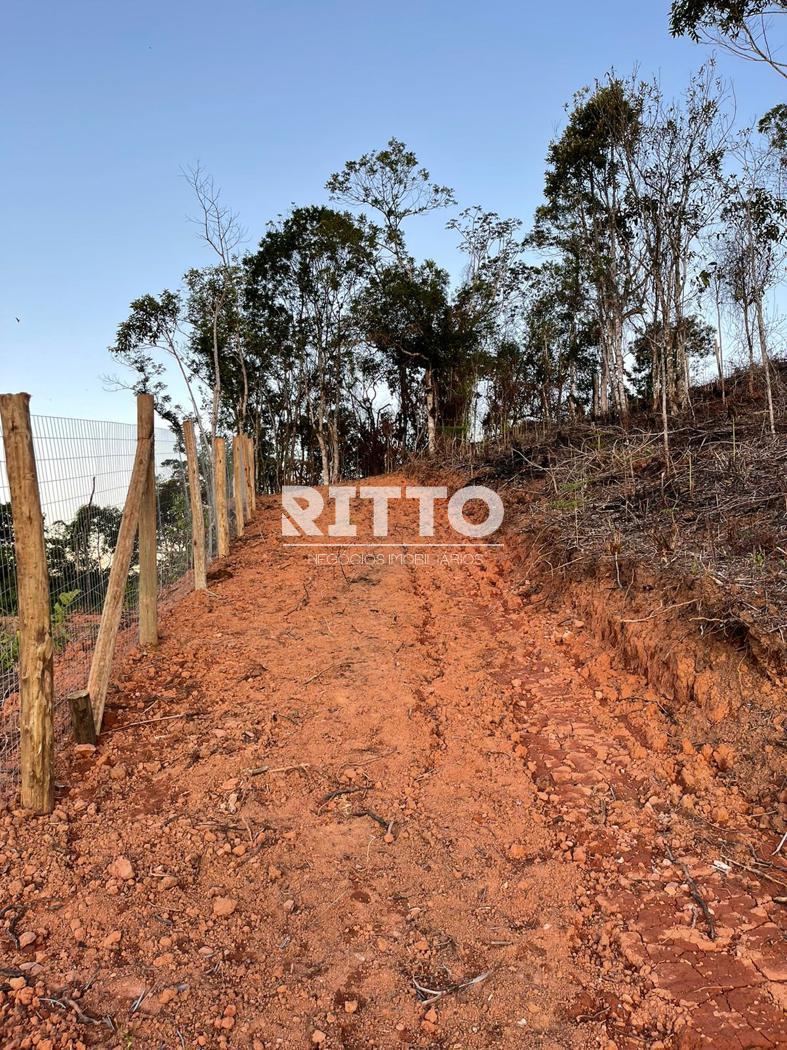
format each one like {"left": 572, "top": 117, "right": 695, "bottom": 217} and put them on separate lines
{"left": 1, "top": 480, "right": 786, "bottom": 1049}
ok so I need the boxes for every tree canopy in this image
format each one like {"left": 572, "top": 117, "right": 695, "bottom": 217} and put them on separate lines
{"left": 109, "top": 61, "right": 786, "bottom": 486}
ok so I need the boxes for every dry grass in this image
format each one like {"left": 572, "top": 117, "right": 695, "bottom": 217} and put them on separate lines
{"left": 428, "top": 365, "right": 787, "bottom": 667}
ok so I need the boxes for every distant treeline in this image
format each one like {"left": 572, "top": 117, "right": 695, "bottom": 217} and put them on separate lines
{"left": 0, "top": 462, "right": 189, "bottom": 620}
{"left": 110, "top": 44, "right": 785, "bottom": 482}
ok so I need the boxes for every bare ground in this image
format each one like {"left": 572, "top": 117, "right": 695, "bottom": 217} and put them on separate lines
{"left": 1, "top": 480, "right": 785, "bottom": 1049}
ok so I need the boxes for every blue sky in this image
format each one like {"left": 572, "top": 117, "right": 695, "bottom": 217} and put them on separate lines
{"left": 1, "top": 0, "right": 781, "bottom": 422}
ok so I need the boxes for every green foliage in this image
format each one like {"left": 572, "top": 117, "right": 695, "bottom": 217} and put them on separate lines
{"left": 111, "top": 290, "right": 182, "bottom": 366}
{"left": 106, "top": 108, "right": 785, "bottom": 482}
{"left": 108, "top": 290, "right": 186, "bottom": 431}
{"left": 669, "top": 1, "right": 787, "bottom": 79}
{"left": 326, "top": 137, "right": 455, "bottom": 263}
{"left": 759, "top": 104, "right": 787, "bottom": 154}
{"left": 243, "top": 206, "right": 379, "bottom": 479}
{"left": 630, "top": 316, "right": 715, "bottom": 400}
{"left": 0, "top": 630, "right": 18, "bottom": 676}
{"left": 52, "top": 590, "right": 80, "bottom": 651}
{"left": 669, "top": 0, "right": 781, "bottom": 40}
{"left": 0, "top": 502, "right": 17, "bottom": 616}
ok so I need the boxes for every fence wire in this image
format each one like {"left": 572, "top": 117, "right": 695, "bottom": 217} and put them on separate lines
{"left": 0, "top": 414, "right": 216, "bottom": 791}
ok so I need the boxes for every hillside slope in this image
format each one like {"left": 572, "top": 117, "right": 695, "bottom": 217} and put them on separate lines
{"left": 1, "top": 484, "right": 785, "bottom": 1049}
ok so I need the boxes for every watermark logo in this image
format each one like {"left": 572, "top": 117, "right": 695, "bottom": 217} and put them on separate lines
{"left": 281, "top": 485, "right": 504, "bottom": 543}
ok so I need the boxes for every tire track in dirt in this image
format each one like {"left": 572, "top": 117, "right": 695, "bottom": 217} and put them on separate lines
{"left": 455, "top": 549, "right": 787, "bottom": 1049}
{"left": 0, "top": 480, "right": 784, "bottom": 1049}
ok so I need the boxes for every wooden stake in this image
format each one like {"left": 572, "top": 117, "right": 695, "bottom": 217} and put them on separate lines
{"left": 137, "top": 394, "right": 157, "bottom": 646}
{"left": 183, "top": 420, "right": 207, "bottom": 590}
{"left": 68, "top": 689, "right": 96, "bottom": 745}
{"left": 0, "top": 393, "right": 54, "bottom": 813}
{"left": 86, "top": 401, "right": 153, "bottom": 733}
{"left": 213, "top": 437, "right": 230, "bottom": 558}
{"left": 232, "top": 434, "right": 246, "bottom": 537}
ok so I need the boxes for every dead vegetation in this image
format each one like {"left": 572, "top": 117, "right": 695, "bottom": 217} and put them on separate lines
{"left": 430, "top": 367, "right": 787, "bottom": 676}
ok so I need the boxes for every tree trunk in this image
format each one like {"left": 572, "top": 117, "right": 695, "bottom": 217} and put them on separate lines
{"left": 568, "top": 362, "right": 578, "bottom": 423}
{"left": 316, "top": 431, "right": 330, "bottom": 486}
{"left": 398, "top": 355, "right": 409, "bottom": 450}
{"left": 649, "top": 332, "right": 661, "bottom": 413}
{"left": 425, "top": 367, "right": 437, "bottom": 456}
{"left": 742, "top": 301, "right": 756, "bottom": 395}
{"left": 592, "top": 370, "right": 601, "bottom": 419}
{"left": 609, "top": 317, "right": 628, "bottom": 423}
{"left": 675, "top": 326, "right": 689, "bottom": 410}
{"left": 714, "top": 286, "right": 726, "bottom": 404}
{"left": 661, "top": 344, "right": 670, "bottom": 464}
{"left": 598, "top": 348, "right": 610, "bottom": 418}
{"left": 329, "top": 421, "right": 341, "bottom": 483}
{"left": 754, "top": 296, "right": 776, "bottom": 436}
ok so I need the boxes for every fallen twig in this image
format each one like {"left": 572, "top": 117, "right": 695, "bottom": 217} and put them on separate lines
{"left": 40, "top": 996, "right": 105, "bottom": 1026}
{"left": 249, "top": 763, "right": 311, "bottom": 776}
{"left": 0, "top": 904, "right": 24, "bottom": 948}
{"left": 130, "top": 990, "right": 148, "bottom": 1015}
{"left": 576, "top": 1006, "right": 611, "bottom": 1023}
{"left": 722, "top": 855, "right": 787, "bottom": 890}
{"left": 341, "top": 746, "right": 398, "bottom": 769}
{"left": 318, "top": 785, "right": 369, "bottom": 812}
{"left": 303, "top": 661, "right": 346, "bottom": 686}
{"left": 353, "top": 809, "right": 389, "bottom": 830}
{"left": 104, "top": 711, "right": 201, "bottom": 734}
{"left": 412, "top": 969, "right": 493, "bottom": 1005}
{"left": 665, "top": 845, "right": 716, "bottom": 941}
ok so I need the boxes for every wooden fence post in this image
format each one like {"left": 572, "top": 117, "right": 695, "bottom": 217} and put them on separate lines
{"left": 214, "top": 437, "right": 230, "bottom": 558}
{"left": 137, "top": 395, "right": 157, "bottom": 646}
{"left": 86, "top": 394, "right": 153, "bottom": 733}
{"left": 232, "top": 434, "right": 246, "bottom": 537}
{"left": 183, "top": 421, "right": 207, "bottom": 590}
{"left": 0, "top": 393, "right": 54, "bottom": 813}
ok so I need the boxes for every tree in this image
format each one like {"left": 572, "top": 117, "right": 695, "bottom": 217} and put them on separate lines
{"left": 670, "top": 1, "right": 787, "bottom": 79}
{"left": 717, "top": 132, "right": 786, "bottom": 432}
{"left": 109, "top": 290, "right": 199, "bottom": 436}
{"left": 183, "top": 165, "right": 245, "bottom": 441}
{"left": 63, "top": 504, "right": 122, "bottom": 577}
{"left": 244, "top": 206, "right": 377, "bottom": 483}
{"left": 327, "top": 138, "right": 455, "bottom": 452}
{"left": 449, "top": 207, "right": 528, "bottom": 348}
{"left": 184, "top": 263, "right": 250, "bottom": 433}
{"left": 327, "top": 137, "right": 455, "bottom": 269}
{"left": 621, "top": 66, "right": 728, "bottom": 441}
{"left": 534, "top": 77, "right": 646, "bottom": 422}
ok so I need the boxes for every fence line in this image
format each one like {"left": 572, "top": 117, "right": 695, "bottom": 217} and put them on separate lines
{"left": 0, "top": 396, "right": 250, "bottom": 804}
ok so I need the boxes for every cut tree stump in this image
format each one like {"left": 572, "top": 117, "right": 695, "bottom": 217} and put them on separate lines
{"left": 68, "top": 690, "right": 97, "bottom": 745}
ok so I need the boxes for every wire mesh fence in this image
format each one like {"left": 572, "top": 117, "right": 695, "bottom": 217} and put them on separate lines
{"left": 0, "top": 412, "right": 221, "bottom": 791}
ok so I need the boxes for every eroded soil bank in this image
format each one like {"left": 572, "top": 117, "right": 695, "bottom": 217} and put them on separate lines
{"left": 1, "top": 481, "right": 785, "bottom": 1049}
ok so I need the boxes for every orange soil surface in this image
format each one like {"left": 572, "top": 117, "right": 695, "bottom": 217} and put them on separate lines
{"left": 1, "top": 479, "right": 785, "bottom": 1049}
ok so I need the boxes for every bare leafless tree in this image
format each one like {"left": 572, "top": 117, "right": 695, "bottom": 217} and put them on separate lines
{"left": 183, "top": 164, "right": 246, "bottom": 442}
